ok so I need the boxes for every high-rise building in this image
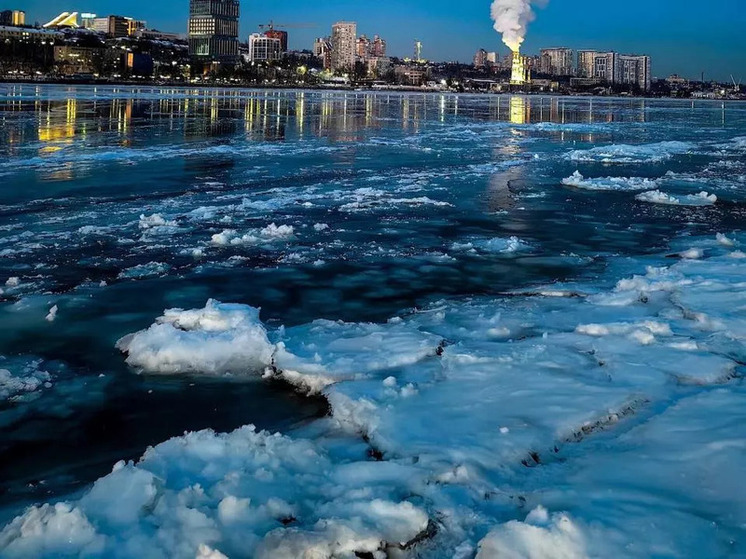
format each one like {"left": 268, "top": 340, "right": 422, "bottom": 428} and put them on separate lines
{"left": 248, "top": 33, "right": 281, "bottom": 62}
{"left": 619, "top": 54, "right": 651, "bottom": 91}
{"left": 371, "top": 35, "right": 386, "bottom": 58}
{"left": 265, "top": 29, "right": 288, "bottom": 53}
{"left": 331, "top": 21, "right": 356, "bottom": 73}
{"left": 539, "top": 48, "right": 574, "bottom": 76}
{"left": 356, "top": 35, "right": 370, "bottom": 59}
{"left": 92, "top": 16, "right": 130, "bottom": 37}
{"left": 314, "top": 37, "right": 332, "bottom": 70}
{"left": 473, "top": 48, "right": 488, "bottom": 68}
{"left": 80, "top": 13, "right": 97, "bottom": 29}
{"left": 188, "top": 0, "right": 240, "bottom": 63}
{"left": 576, "top": 50, "right": 651, "bottom": 90}
{"left": 127, "top": 18, "right": 146, "bottom": 36}
{"left": 486, "top": 52, "right": 497, "bottom": 65}
{"left": 0, "top": 10, "right": 24, "bottom": 26}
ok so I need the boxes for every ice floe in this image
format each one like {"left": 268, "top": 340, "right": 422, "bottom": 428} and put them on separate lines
{"left": 635, "top": 190, "right": 717, "bottom": 206}
{"left": 561, "top": 171, "right": 659, "bottom": 191}
{"left": 566, "top": 141, "right": 695, "bottom": 164}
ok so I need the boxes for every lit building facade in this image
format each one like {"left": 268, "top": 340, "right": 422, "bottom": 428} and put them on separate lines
{"left": 331, "top": 21, "right": 356, "bottom": 73}
{"left": 188, "top": 0, "right": 240, "bottom": 63}
{"left": 539, "top": 48, "right": 574, "bottom": 76}
{"left": 54, "top": 45, "right": 104, "bottom": 75}
{"left": 248, "top": 33, "right": 281, "bottom": 62}
{"left": 0, "top": 25, "right": 59, "bottom": 41}
{"left": 91, "top": 16, "right": 130, "bottom": 37}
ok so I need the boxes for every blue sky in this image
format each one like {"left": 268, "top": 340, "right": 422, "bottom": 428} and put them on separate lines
{"left": 16, "top": 0, "right": 746, "bottom": 80}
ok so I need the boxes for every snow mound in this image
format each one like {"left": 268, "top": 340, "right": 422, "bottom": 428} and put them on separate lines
{"left": 635, "top": 190, "right": 717, "bottom": 206}
{"left": 0, "top": 426, "right": 430, "bottom": 559}
{"left": 561, "top": 171, "right": 659, "bottom": 191}
{"left": 477, "top": 507, "right": 587, "bottom": 559}
{"left": 117, "top": 299, "right": 274, "bottom": 376}
{"left": 566, "top": 141, "right": 694, "bottom": 164}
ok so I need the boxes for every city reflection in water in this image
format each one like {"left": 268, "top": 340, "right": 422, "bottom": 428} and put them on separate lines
{"left": 0, "top": 85, "right": 668, "bottom": 182}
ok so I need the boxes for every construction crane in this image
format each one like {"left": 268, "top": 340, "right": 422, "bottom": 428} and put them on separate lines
{"left": 731, "top": 75, "right": 742, "bottom": 92}
{"left": 258, "top": 21, "right": 317, "bottom": 32}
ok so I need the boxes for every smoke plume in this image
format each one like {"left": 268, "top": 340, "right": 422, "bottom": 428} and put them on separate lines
{"left": 490, "top": 0, "right": 545, "bottom": 52}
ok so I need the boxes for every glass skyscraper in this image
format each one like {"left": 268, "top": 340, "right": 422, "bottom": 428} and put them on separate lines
{"left": 188, "top": 0, "right": 239, "bottom": 64}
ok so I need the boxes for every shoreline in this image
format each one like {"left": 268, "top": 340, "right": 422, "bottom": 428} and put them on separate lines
{"left": 1, "top": 78, "right": 743, "bottom": 101}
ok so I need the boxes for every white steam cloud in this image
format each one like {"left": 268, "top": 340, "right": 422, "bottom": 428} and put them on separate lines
{"left": 490, "top": 0, "right": 546, "bottom": 52}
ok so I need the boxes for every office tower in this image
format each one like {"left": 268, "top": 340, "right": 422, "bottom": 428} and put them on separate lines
{"left": 248, "top": 33, "right": 282, "bottom": 62}
{"left": 539, "top": 48, "right": 574, "bottom": 76}
{"left": 188, "top": 0, "right": 240, "bottom": 63}
{"left": 331, "top": 21, "right": 356, "bottom": 73}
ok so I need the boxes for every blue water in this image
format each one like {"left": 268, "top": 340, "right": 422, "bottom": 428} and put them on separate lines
{"left": 1, "top": 84, "right": 745, "bottom": 509}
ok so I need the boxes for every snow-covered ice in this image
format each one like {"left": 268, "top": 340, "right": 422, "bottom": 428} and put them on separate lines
{"left": 7, "top": 232, "right": 746, "bottom": 558}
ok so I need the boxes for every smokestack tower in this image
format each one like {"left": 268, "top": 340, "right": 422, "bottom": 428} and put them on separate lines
{"left": 511, "top": 50, "right": 528, "bottom": 85}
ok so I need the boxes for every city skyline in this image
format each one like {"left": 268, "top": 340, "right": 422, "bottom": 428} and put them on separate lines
{"left": 7, "top": 0, "right": 746, "bottom": 81}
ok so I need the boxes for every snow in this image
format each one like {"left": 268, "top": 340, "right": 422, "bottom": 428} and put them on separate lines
{"left": 6, "top": 233, "right": 742, "bottom": 557}
{"left": 561, "top": 171, "right": 659, "bottom": 191}
{"left": 476, "top": 508, "right": 587, "bottom": 559}
{"left": 635, "top": 190, "right": 717, "bottom": 206}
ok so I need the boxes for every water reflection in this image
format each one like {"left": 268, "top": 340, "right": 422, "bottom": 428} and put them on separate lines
{"left": 0, "top": 86, "right": 680, "bottom": 152}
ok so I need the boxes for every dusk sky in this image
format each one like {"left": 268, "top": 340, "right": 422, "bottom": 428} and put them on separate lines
{"left": 14, "top": 0, "right": 746, "bottom": 81}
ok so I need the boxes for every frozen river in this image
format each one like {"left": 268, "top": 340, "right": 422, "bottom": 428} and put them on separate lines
{"left": 1, "top": 85, "right": 745, "bottom": 557}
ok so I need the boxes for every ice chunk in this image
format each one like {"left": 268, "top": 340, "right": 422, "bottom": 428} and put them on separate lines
{"left": 477, "top": 508, "right": 587, "bottom": 559}
{"left": 117, "top": 300, "right": 274, "bottom": 376}
{"left": 561, "top": 171, "right": 659, "bottom": 191}
{"left": 635, "top": 190, "right": 717, "bottom": 206}
{"left": 211, "top": 224, "right": 294, "bottom": 246}
{"left": 139, "top": 213, "right": 177, "bottom": 230}
{"left": 45, "top": 305, "right": 58, "bottom": 322}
